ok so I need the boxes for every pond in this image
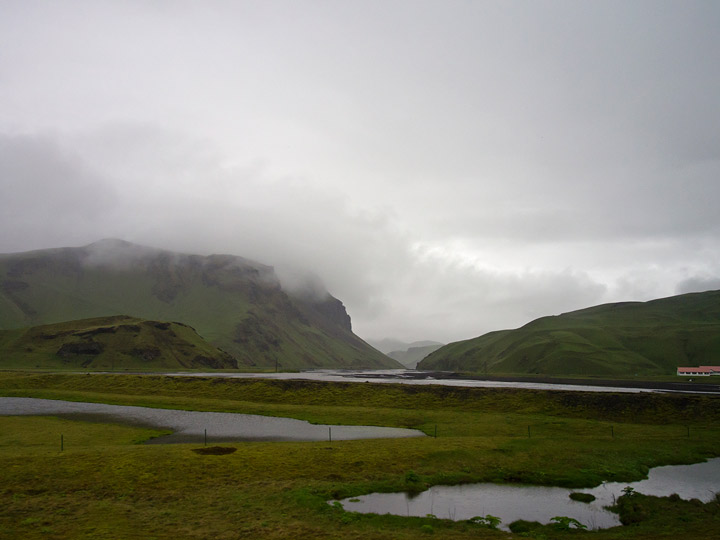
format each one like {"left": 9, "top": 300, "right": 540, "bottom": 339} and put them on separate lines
{"left": 0, "top": 397, "right": 425, "bottom": 444}
{"left": 335, "top": 458, "right": 720, "bottom": 531}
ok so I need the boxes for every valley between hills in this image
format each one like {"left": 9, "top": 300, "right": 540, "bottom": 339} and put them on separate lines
{"left": 2, "top": 240, "right": 720, "bottom": 539}
{"left": 2, "top": 239, "right": 719, "bottom": 378}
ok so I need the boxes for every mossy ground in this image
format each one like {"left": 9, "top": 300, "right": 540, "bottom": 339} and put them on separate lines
{"left": 1, "top": 372, "right": 719, "bottom": 539}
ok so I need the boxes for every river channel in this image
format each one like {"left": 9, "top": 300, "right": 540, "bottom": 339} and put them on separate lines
{"left": 336, "top": 458, "right": 720, "bottom": 531}
{"left": 159, "top": 369, "right": 720, "bottom": 394}
{"left": 0, "top": 397, "right": 425, "bottom": 443}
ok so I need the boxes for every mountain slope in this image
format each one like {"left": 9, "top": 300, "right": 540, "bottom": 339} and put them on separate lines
{"left": 0, "top": 240, "right": 398, "bottom": 370}
{"left": 418, "top": 290, "right": 720, "bottom": 376}
{"left": 0, "top": 316, "right": 236, "bottom": 370}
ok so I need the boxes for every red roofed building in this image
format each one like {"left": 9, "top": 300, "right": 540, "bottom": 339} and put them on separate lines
{"left": 677, "top": 366, "right": 720, "bottom": 376}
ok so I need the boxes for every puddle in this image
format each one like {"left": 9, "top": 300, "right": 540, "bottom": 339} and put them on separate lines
{"left": 336, "top": 458, "right": 720, "bottom": 531}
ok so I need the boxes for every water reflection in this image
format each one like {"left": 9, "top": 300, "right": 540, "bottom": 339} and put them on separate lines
{"left": 0, "top": 397, "right": 425, "bottom": 444}
{"left": 337, "top": 458, "right": 720, "bottom": 531}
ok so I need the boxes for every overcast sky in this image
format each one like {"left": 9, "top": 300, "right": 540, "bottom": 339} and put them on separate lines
{"left": 1, "top": 0, "right": 719, "bottom": 344}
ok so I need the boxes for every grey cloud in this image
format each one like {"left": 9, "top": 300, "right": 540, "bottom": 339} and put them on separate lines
{"left": 412, "top": 158, "right": 720, "bottom": 247}
{"left": 82, "top": 238, "right": 175, "bottom": 271}
{"left": 1, "top": 1, "right": 718, "bottom": 344}
{"left": 676, "top": 276, "right": 720, "bottom": 295}
{"left": 354, "top": 258, "right": 608, "bottom": 343}
{"left": 274, "top": 267, "right": 330, "bottom": 303}
{"left": 0, "top": 134, "right": 119, "bottom": 252}
{"left": 1, "top": 120, "right": 717, "bottom": 344}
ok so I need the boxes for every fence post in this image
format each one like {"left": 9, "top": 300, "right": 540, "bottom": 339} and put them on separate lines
{"left": 60, "top": 434, "right": 63, "bottom": 452}
{"left": 329, "top": 427, "right": 332, "bottom": 443}
{"left": 204, "top": 429, "right": 207, "bottom": 446}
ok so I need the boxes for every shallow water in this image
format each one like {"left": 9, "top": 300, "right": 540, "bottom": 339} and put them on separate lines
{"left": 336, "top": 458, "right": 720, "bottom": 531}
{"left": 0, "top": 397, "right": 425, "bottom": 443}
{"left": 162, "top": 369, "right": 716, "bottom": 394}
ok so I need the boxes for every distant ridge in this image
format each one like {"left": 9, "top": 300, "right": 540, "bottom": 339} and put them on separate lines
{"left": 387, "top": 343, "right": 444, "bottom": 368}
{"left": 0, "top": 240, "right": 399, "bottom": 370}
{"left": 367, "top": 339, "right": 442, "bottom": 355}
{"left": 418, "top": 290, "right": 720, "bottom": 377}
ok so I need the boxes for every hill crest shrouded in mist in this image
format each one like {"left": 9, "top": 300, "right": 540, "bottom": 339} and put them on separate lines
{"left": 418, "top": 290, "right": 720, "bottom": 377}
{"left": 0, "top": 240, "right": 398, "bottom": 370}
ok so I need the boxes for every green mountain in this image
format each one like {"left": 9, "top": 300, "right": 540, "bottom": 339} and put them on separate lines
{"left": 418, "top": 290, "right": 720, "bottom": 376}
{"left": 0, "top": 240, "right": 398, "bottom": 370}
{"left": 0, "top": 316, "right": 236, "bottom": 370}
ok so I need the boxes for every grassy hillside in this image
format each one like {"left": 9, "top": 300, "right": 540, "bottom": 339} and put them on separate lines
{"left": 0, "top": 316, "right": 237, "bottom": 370}
{"left": 0, "top": 240, "right": 397, "bottom": 370}
{"left": 419, "top": 290, "right": 720, "bottom": 376}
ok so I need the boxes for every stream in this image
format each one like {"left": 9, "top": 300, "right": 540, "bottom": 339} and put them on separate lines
{"left": 0, "top": 397, "right": 425, "bottom": 443}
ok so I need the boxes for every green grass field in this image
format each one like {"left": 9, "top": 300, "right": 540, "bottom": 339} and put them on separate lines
{"left": 1, "top": 372, "right": 719, "bottom": 539}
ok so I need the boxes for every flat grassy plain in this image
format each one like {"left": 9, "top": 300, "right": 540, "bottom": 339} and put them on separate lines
{"left": 1, "top": 372, "right": 720, "bottom": 539}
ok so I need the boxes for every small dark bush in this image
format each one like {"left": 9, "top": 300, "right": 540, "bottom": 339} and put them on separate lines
{"left": 617, "top": 500, "right": 649, "bottom": 525}
{"left": 405, "top": 470, "right": 420, "bottom": 484}
{"left": 192, "top": 446, "right": 237, "bottom": 455}
{"left": 509, "top": 520, "right": 542, "bottom": 533}
{"left": 569, "top": 492, "right": 596, "bottom": 503}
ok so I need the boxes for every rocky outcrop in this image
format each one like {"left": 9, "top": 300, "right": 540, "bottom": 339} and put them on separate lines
{"left": 57, "top": 341, "right": 104, "bottom": 356}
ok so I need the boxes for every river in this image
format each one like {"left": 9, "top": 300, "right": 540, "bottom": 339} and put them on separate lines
{"left": 0, "top": 397, "right": 425, "bottom": 443}
{"left": 157, "top": 369, "right": 720, "bottom": 394}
